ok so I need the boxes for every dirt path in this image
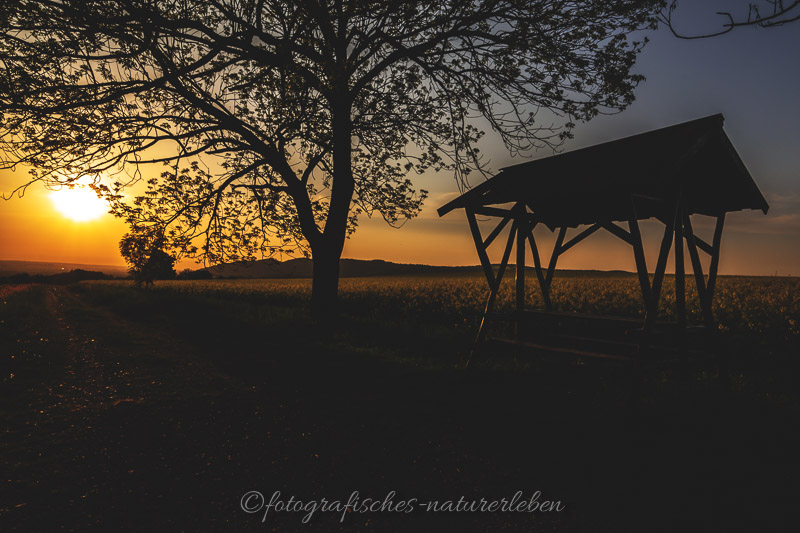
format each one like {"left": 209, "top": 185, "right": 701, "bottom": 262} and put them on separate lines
{"left": 4, "top": 286, "right": 574, "bottom": 532}
{"left": 3, "top": 286, "right": 256, "bottom": 531}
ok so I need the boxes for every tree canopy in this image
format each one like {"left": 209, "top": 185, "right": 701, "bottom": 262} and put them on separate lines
{"left": 0, "top": 0, "right": 663, "bottom": 315}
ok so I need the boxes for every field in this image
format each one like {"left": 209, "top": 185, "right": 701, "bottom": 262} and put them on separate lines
{"left": 2, "top": 274, "right": 800, "bottom": 532}
{"left": 77, "top": 274, "right": 800, "bottom": 357}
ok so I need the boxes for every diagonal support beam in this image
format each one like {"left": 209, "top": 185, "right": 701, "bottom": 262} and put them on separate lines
{"left": 559, "top": 223, "right": 601, "bottom": 255}
{"left": 628, "top": 210, "right": 653, "bottom": 313}
{"left": 483, "top": 211, "right": 514, "bottom": 248}
{"left": 694, "top": 236, "right": 714, "bottom": 255}
{"left": 466, "top": 208, "right": 496, "bottom": 289}
{"left": 545, "top": 226, "right": 568, "bottom": 288}
{"left": 467, "top": 219, "right": 518, "bottom": 366}
{"left": 495, "top": 218, "right": 519, "bottom": 292}
{"left": 648, "top": 214, "right": 675, "bottom": 328}
{"left": 601, "top": 221, "right": 634, "bottom": 245}
{"left": 527, "top": 226, "right": 552, "bottom": 311}
{"left": 683, "top": 211, "right": 714, "bottom": 329}
{"left": 474, "top": 206, "right": 514, "bottom": 218}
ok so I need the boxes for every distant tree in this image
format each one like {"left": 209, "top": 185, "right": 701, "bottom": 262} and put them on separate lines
{"left": 140, "top": 249, "right": 178, "bottom": 285}
{"left": 120, "top": 230, "right": 177, "bottom": 286}
{"left": 177, "top": 268, "right": 213, "bottom": 280}
{"left": 0, "top": 0, "right": 663, "bottom": 318}
{"left": 662, "top": 0, "right": 799, "bottom": 38}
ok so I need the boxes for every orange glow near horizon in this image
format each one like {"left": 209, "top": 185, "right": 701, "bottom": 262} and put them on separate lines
{"left": 1, "top": 163, "right": 798, "bottom": 276}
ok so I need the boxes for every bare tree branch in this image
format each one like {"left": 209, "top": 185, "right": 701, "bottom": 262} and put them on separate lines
{"left": 661, "top": 0, "right": 800, "bottom": 39}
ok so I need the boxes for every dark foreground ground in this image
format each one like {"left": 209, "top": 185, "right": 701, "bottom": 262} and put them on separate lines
{"left": 2, "top": 283, "right": 800, "bottom": 532}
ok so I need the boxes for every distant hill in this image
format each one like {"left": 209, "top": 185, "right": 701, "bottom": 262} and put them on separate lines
{"left": 205, "top": 258, "right": 481, "bottom": 278}
{"left": 202, "top": 257, "right": 636, "bottom": 279}
{"left": 1, "top": 257, "right": 638, "bottom": 280}
{"left": 0, "top": 260, "right": 128, "bottom": 277}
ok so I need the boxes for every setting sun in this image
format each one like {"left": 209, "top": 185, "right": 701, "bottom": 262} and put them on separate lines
{"left": 50, "top": 181, "right": 109, "bottom": 222}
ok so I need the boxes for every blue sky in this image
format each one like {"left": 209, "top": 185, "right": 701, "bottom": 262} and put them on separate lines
{"left": 343, "top": 2, "right": 800, "bottom": 275}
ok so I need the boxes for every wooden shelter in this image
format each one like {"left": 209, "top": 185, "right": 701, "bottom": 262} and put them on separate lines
{"left": 438, "top": 114, "right": 769, "bottom": 368}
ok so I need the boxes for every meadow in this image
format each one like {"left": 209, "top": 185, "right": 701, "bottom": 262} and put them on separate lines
{"left": 78, "top": 273, "right": 800, "bottom": 358}
{"left": 3, "top": 274, "right": 800, "bottom": 532}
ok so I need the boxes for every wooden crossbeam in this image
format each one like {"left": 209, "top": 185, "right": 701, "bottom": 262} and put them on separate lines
{"left": 483, "top": 211, "right": 513, "bottom": 248}
{"left": 559, "top": 223, "right": 600, "bottom": 255}
{"left": 474, "top": 206, "right": 514, "bottom": 218}
{"left": 490, "top": 338, "right": 635, "bottom": 362}
{"left": 694, "top": 235, "right": 714, "bottom": 255}
{"left": 631, "top": 193, "right": 669, "bottom": 203}
{"left": 654, "top": 212, "right": 672, "bottom": 225}
{"left": 600, "top": 221, "right": 633, "bottom": 245}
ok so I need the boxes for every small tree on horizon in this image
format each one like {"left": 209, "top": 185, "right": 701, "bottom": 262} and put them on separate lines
{"left": 0, "top": 0, "right": 663, "bottom": 318}
{"left": 120, "top": 230, "right": 177, "bottom": 287}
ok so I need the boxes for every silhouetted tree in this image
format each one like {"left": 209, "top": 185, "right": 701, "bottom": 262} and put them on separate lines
{"left": 177, "top": 268, "right": 213, "bottom": 280}
{"left": 662, "top": 0, "right": 799, "bottom": 38}
{"left": 0, "top": 0, "right": 663, "bottom": 318}
{"left": 120, "top": 230, "right": 177, "bottom": 286}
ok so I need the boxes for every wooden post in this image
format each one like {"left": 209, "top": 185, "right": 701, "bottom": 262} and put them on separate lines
{"left": 526, "top": 228, "right": 551, "bottom": 311}
{"left": 545, "top": 226, "right": 567, "bottom": 289}
{"left": 628, "top": 203, "right": 653, "bottom": 313}
{"left": 707, "top": 213, "right": 726, "bottom": 301}
{"left": 467, "top": 219, "right": 518, "bottom": 367}
{"left": 709, "top": 213, "right": 728, "bottom": 388}
{"left": 648, "top": 217, "right": 675, "bottom": 330}
{"left": 515, "top": 204, "right": 527, "bottom": 338}
{"left": 687, "top": 211, "right": 727, "bottom": 387}
{"left": 674, "top": 201, "right": 688, "bottom": 379}
{"left": 683, "top": 211, "right": 714, "bottom": 329}
{"left": 466, "top": 208, "right": 495, "bottom": 289}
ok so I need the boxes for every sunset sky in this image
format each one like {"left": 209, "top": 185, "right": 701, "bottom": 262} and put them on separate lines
{"left": 1, "top": 3, "right": 798, "bottom": 275}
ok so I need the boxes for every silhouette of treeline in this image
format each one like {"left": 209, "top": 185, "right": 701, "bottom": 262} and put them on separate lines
{"left": 201, "top": 258, "right": 638, "bottom": 279}
{"left": 0, "top": 257, "right": 640, "bottom": 283}
{"left": 0, "top": 260, "right": 128, "bottom": 277}
{"left": 205, "top": 258, "right": 477, "bottom": 278}
{"left": 0, "top": 268, "right": 215, "bottom": 284}
{"left": 0, "top": 269, "right": 114, "bottom": 285}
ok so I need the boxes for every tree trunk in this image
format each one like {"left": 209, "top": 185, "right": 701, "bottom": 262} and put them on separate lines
{"left": 311, "top": 243, "right": 342, "bottom": 320}
{"left": 307, "top": 88, "right": 353, "bottom": 321}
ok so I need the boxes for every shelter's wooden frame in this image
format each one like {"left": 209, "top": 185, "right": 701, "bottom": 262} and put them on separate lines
{"left": 439, "top": 115, "right": 768, "bottom": 376}
{"left": 463, "top": 194, "right": 726, "bottom": 368}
